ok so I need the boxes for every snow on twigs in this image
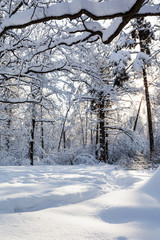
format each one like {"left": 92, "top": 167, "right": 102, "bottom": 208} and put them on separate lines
{"left": 133, "top": 52, "right": 150, "bottom": 72}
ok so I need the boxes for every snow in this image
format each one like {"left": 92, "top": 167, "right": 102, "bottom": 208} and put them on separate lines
{"left": 139, "top": 4, "right": 160, "bottom": 15}
{"left": 2, "top": 0, "right": 137, "bottom": 28}
{"left": 140, "top": 167, "right": 160, "bottom": 201}
{"left": 102, "top": 18, "right": 123, "bottom": 43}
{"left": 133, "top": 52, "right": 150, "bottom": 72}
{"left": 2, "top": 0, "right": 157, "bottom": 32}
{"left": 85, "top": 21, "right": 103, "bottom": 32}
{"left": 0, "top": 164, "right": 160, "bottom": 240}
{"left": 110, "top": 50, "right": 130, "bottom": 65}
{"left": 0, "top": 1, "right": 159, "bottom": 47}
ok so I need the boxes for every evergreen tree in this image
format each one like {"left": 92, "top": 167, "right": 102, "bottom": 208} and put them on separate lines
{"left": 131, "top": 17, "right": 155, "bottom": 160}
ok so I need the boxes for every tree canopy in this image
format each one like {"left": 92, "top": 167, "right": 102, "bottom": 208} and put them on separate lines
{"left": 0, "top": 0, "right": 159, "bottom": 44}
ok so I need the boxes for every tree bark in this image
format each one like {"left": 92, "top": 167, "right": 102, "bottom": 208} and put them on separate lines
{"left": 5, "top": 106, "right": 11, "bottom": 151}
{"left": 85, "top": 111, "right": 88, "bottom": 146}
{"left": 90, "top": 113, "right": 93, "bottom": 144}
{"left": 63, "top": 131, "right": 66, "bottom": 149}
{"left": 41, "top": 105, "right": 44, "bottom": 159}
{"left": 133, "top": 96, "right": 143, "bottom": 131}
{"left": 95, "top": 121, "right": 99, "bottom": 159}
{"left": 142, "top": 68, "right": 154, "bottom": 158}
{"left": 139, "top": 30, "right": 154, "bottom": 160}
{"left": 58, "top": 106, "right": 70, "bottom": 151}
{"left": 30, "top": 116, "right": 35, "bottom": 165}
{"left": 105, "top": 121, "right": 109, "bottom": 162}
{"left": 29, "top": 102, "right": 36, "bottom": 166}
{"left": 99, "top": 93, "right": 106, "bottom": 163}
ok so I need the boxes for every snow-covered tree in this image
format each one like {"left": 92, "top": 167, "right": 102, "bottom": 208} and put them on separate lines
{"left": 130, "top": 17, "right": 156, "bottom": 160}
{"left": 0, "top": 0, "right": 159, "bottom": 166}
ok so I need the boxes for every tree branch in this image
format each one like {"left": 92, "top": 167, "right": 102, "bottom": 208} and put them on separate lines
{"left": 0, "top": 0, "right": 159, "bottom": 44}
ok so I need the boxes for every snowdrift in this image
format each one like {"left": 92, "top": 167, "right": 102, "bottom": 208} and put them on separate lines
{"left": 0, "top": 165, "right": 160, "bottom": 240}
{"left": 139, "top": 166, "right": 160, "bottom": 201}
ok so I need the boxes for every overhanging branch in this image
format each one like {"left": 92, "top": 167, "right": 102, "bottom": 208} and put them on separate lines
{"left": 0, "top": 0, "right": 159, "bottom": 44}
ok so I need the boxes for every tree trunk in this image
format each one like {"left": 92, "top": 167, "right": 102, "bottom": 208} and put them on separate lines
{"left": 90, "top": 113, "right": 93, "bottom": 144}
{"left": 30, "top": 118, "right": 35, "bottom": 165}
{"left": 105, "top": 122, "right": 109, "bottom": 162}
{"left": 142, "top": 68, "right": 154, "bottom": 158}
{"left": 58, "top": 106, "right": 70, "bottom": 151}
{"left": 63, "top": 131, "right": 66, "bottom": 149}
{"left": 5, "top": 106, "right": 11, "bottom": 151}
{"left": 99, "top": 93, "right": 106, "bottom": 163}
{"left": 29, "top": 104, "right": 36, "bottom": 165}
{"left": 79, "top": 111, "right": 85, "bottom": 147}
{"left": 133, "top": 96, "right": 143, "bottom": 131}
{"left": 139, "top": 36, "right": 154, "bottom": 160}
{"left": 41, "top": 105, "right": 44, "bottom": 159}
{"left": 95, "top": 121, "right": 99, "bottom": 159}
{"left": 85, "top": 111, "right": 88, "bottom": 146}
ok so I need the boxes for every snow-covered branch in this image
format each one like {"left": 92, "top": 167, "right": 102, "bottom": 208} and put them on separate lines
{"left": 0, "top": 98, "right": 42, "bottom": 104}
{"left": 0, "top": 0, "right": 159, "bottom": 44}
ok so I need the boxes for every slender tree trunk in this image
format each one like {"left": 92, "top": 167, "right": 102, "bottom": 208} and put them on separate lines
{"left": 142, "top": 68, "right": 154, "bottom": 158}
{"left": 105, "top": 120, "right": 109, "bottom": 162}
{"left": 41, "top": 105, "right": 44, "bottom": 159}
{"left": 29, "top": 103, "right": 36, "bottom": 166}
{"left": 139, "top": 38, "right": 154, "bottom": 160}
{"left": 90, "top": 113, "right": 93, "bottom": 144}
{"left": 133, "top": 96, "right": 143, "bottom": 131}
{"left": 95, "top": 119, "right": 99, "bottom": 159}
{"left": 95, "top": 121, "right": 99, "bottom": 159}
{"left": 63, "top": 131, "right": 66, "bottom": 149}
{"left": 30, "top": 116, "right": 35, "bottom": 165}
{"left": 79, "top": 111, "right": 85, "bottom": 147}
{"left": 99, "top": 93, "right": 106, "bottom": 163}
{"left": 105, "top": 130, "right": 108, "bottom": 162}
{"left": 5, "top": 106, "right": 11, "bottom": 151}
{"left": 85, "top": 111, "right": 88, "bottom": 146}
{"left": 58, "top": 106, "right": 70, "bottom": 151}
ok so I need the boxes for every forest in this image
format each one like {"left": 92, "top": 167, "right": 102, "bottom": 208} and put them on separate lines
{"left": 1, "top": 1, "right": 160, "bottom": 239}
{"left": 0, "top": 0, "right": 160, "bottom": 167}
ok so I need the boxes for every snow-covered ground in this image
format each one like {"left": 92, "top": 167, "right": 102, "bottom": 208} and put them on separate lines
{"left": 0, "top": 164, "right": 160, "bottom": 240}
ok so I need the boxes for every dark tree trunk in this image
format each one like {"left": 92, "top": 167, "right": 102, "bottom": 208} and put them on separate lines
{"left": 90, "top": 113, "right": 93, "bottom": 144}
{"left": 131, "top": 17, "right": 154, "bottom": 161}
{"left": 63, "top": 131, "right": 66, "bottom": 149}
{"left": 29, "top": 102, "right": 36, "bottom": 166}
{"left": 58, "top": 106, "right": 70, "bottom": 151}
{"left": 30, "top": 117, "right": 35, "bottom": 165}
{"left": 142, "top": 68, "right": 154, "bottom": 158}
{"left": 41, "top": 105, "right": 44, "bottom": 159}
{"left": 105, "top": 124, "right": 109, "bottom": 162}
{"left": 95, "top": 122, "right": 99, "bottom": 159}
{"left": 133, "top": 97, "right": 143, "bottom": 131}
{"left": 139, "top": 33, "right": 154, "bottom": 159}
{"left": 85, "top": 112, "right": 88, "bottom": 146}
{"left": 5, "top": 107, "right": 11, "bottom": 151}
